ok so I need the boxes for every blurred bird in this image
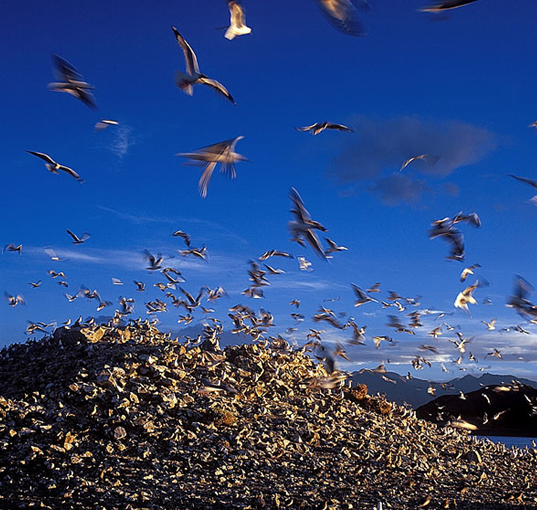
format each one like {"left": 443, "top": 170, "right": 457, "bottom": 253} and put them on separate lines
{"left": 225, "top": 0, "right": 252, "bottom": 40}
{"left": 399, "top": 154, "right": 440, "bottom": 172}
{"left": 419, "top": 0, "right": 479, "bottom": 12}
{"left": 454, "top": 281, "right": 478, "bottom": 314}
{"left": 289, "top": 187, "right": 328, "bottom": 259}
{"left": 351, "top": 283, "right": 378, "bottom": 307}
{"left": 177, "top": 136, "right": 246, "bottom": 198}
{"left": 48, "top": 54, "right": 96, "bottom": 109}
{"left": 506, "top": 275, "right": 537, "bottom": 320}
{"left": 171, "top": 230, "right": 191, "bottom": 246}
{"left": 27, "top": 151, "right": 84, "bottom": 183}
{"left": 324, "top": 238, "right": 348, "bottom": 254}
{"left": 5, "top": 293, "right": 25, "bottom": 307}
{"left": 66, "top": 229, "right": 91, "bottom": 245}
{"left": 3, "top": 244, "right": 22, "bottom": 255}
{"left": 94, "top": 119, "right": 119, "bottom": 131}
{"left": 460, "top": 263, "right": 481, "bottom": 282}
{"left": 144, "top": 250, "right": 163, "bottom": 271}
{"left": 296, "top": 121, "right": 354, "bottom": 135}
{"left": 508, "top": 174, "right": 537, "bottom": 205}
{"left": 315, "top": 0, "right": 367, "bottom": 36}
{"left": 28, "top": 280, "right": 42, "bottom": 288}
{"left": 172, "top": 26, "right": 236, "bottom": 105}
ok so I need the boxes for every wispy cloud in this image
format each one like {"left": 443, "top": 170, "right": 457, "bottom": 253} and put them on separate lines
{"left": 110, "top": 125, "right": 134, "bottom": 159}
{"left": 330, "top": 116, "right": 497, "bottom": 204}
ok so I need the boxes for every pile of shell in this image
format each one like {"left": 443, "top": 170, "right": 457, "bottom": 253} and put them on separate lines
{"left": 1, "top": 321, "right": 536, "bottom": 510}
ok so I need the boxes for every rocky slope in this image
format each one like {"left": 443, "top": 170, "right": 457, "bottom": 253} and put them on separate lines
{"left": 1, "top": 322, "right": 536, "bottom": 509}
{"left": 416, "top": 383, "right": 537, "bottom": 437}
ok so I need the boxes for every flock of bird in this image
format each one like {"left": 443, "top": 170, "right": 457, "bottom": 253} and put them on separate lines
{"left": 4, "top": 0, "right": 537, "bottom": 386}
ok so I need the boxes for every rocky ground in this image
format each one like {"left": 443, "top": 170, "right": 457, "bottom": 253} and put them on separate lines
{"left": 1, "top": 321, "right": 536, "bottom": 509}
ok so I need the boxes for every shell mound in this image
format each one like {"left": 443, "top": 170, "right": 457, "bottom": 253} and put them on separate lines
{"left": 1, "top": 323, "right": 536, "bottom": 510}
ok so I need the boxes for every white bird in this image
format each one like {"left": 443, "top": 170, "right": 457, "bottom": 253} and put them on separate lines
{"left": 399, "top": 154, "right": 440, "bottom": 172}
{"left": 177, "top": 136, "right": 246, "bottom": 198}
{"left": 172, "top": 26, "right": 236, "bottom": 105}
{"left": 225, "top": 1, "right": 252, "bottom": 40}
{"left": 94, "top": 119, "right": 119, "bottom": 132}
{"left": 48, "top": 54, "right": 96, "bottom": 109}
{"left": 27, "top": 151, "right": 84, "bottom": 183}
{"left": 454, "top": 281, "right": 478, "bottom": 314}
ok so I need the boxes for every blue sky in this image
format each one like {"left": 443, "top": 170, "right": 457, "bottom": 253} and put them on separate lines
{"left": 2, "top": 0, "right": 537, "bottom": 382}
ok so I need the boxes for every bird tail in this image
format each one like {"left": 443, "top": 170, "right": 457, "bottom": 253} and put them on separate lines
{"left": 175, "top": 71, "right": 194, "bottom": 96}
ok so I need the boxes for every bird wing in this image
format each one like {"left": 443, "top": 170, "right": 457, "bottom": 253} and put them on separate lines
{"left": 229, "top": 1, "right": 246, "bottom": 27}
{"left": 171, "top": 26, "right": 200, "bottom": 75}
{"left": 58, "top": 164, "right": 83, "bottom": 182}
{"left": 27, "top": 151, "right": 56, "bottom": 165}
{"left": 52, "top": 54, "right": 83, "bottom": 83}
{"left": 419, "top": 0, "right": 479, "bottom": 12}
{"left": 509, "top": 174, "right": 537, "bottom": 189}
{"left": 326, "top": 122, "right": 354, "bottom": 132}
{"left": 316, "top": 0, "right": 367, "bottom": 36}
{"left": 197, "top": 76, "right": 236, "bottom": 105}
{"left": 198, "top": 161, "right": 218, "bottom": 198}
{"left": 295, "top": 123, "right": 319, "bottom": 132}
{"left": 76, "top": 88, "right": 97, "bottom": 110}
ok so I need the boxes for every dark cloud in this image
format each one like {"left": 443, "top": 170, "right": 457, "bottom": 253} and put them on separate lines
{"left": 370, "top": 173, "right": 431, "bottom": 205}
{"left": 329, "top": 116, "right": 497, "bottom": 204}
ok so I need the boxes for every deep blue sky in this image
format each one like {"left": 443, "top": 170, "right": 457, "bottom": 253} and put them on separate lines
{"left": 2, "top": 0, "right": 537, "bottom": 382}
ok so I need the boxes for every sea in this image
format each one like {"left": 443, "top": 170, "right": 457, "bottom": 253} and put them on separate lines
{"left": 476, "top": 436, "right": 537, "bottom": 449}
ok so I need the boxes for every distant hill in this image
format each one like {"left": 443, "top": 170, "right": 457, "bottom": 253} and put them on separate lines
{"left": 416, "top": 383, "right": 537, "bottom": 437}
{"left": 351, "top": 371, "right": 537, "bottom": 408}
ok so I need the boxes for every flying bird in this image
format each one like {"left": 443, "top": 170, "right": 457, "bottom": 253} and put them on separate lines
{"left": 296, "top": 121, "right": 354, "bottom": 135}
{"left": 66, "top": 229, "right": 91, "bottom": 245}
{"left": 27, "top": 151, "right": 84, "bottom": 183}
{"left": 508, "top": 174, "right": 537, "bottom": 205}
{"left": 454, "top": 281, "right": 479, "bottom": 314}
{"left": 288, "top": 187, "right": 328, "bottom": 260}
{"left": 3, "top": 244, "right": 22, "bottom": 255}
{"left": 94, "top": 119, "right": 119, "bottom": 132}
{"left": 171, "top": 230, "right": 191, "bottom": 246}
{"left": 419, "top": 0, "right": 480, "bottom": 13}
{"left": 225, "top": 0, "right": 252, "bottom": 40}
{"left": 48, "top": 54, "right": 96, "bottom": 109}
{"left": 460, "top": 263, "right": 481, "bottom": 282}
{"left": 315, "top": 0, "right": 367, "bottom": 36}
{"left": 177, "top": 136, "right": 246, "bottom": 198}
{"left": 172, "top": 26, "right": 236, "bottom": 105}
{"left": 399, "top": 154, "right": 440, "bottom": 172}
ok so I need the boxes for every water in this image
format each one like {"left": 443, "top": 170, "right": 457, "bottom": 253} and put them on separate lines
{"left": 477, "top": 436, "right": 537, "bottom": 449}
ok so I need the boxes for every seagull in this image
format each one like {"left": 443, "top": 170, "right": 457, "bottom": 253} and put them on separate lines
{"left": 225, "top": 0, "right": 252, "bottom": 40}
{"left": 454, "top": 281, "right": 478, "bottom": 314}
{"left": 66, "top": 229, "right": 90, "bottom": 245}
{"left": 324, "top": 238, "right": 348, "bottom": 254}
{"left": 172, "top": 26, "right": 236, "bottom": 105}
{"left": 460, "top": 263, "right": 481, "bottom": 282}
{"left": 171, "top": 230, "right": 191, "bottom": 246}
{"left": 28, "top": 280, "right": 42, "bottom": 288}
{"left": 419, "top": 0, "right": 480, "bottom": 13}
{"left": 296, "top": 121, "right": 354, "bottom": 135}
{"left": 177, "top": 136, "right": 246, "bottom": 198}
{"left": 144, "top": 250, "right": 163, "bottom": 271}
{"left": 288, "top": 187, "right": 328, "bottom": 260}
{"left": 48, "top": 54, "right": 96, "bottom": 109}
{"left": 94, "top": 119, "right": 119, "bottom": 132}
{"left": 5, "top": 293, "right": 25, "bottom": 307}
{"left": 399, "top": 154, "right": 440, "bottom": 172}
{"left": 508, "top": 174, "right": 537, "bottom": 205}
{"left": 315, "top": 0, "right": 367, "bottom": 36}
{"left": 298, "top": 256, "right": 313, "bottom": 271}
{"left": 482, "top": 319, "right": 496, "bottom": 331}
{"left": 351, "top": 284, "right": 378, "bottom": 307}
{"left": 3, "top": 244, "right": 22, "bottom": 255}
{"left": 259, "top": 250, "right": 293, "bottom": 261}
{"left": 133, "top": 281, "right": 146, "bottom": 292}
{"left": 27, "top": 151, "right": 84, "bottom": 183}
